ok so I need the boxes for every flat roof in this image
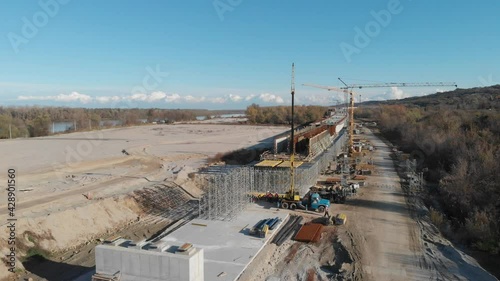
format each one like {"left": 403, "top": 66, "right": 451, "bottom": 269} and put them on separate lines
{"left": 277, "top": 160, "right": 304, "bottom": 168}
{"left": 254, "top": 160, "right": 283, "bottom": 167}
{"left": 161, "top": 205, "right": 289, "bottom": 281}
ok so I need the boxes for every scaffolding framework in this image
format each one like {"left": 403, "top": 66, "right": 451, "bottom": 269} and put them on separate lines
{"left": 198, "top": 166, "right": 254, "bottom": 221}
{"left": 198, "top": 129, "right": 347, "bottom": 221}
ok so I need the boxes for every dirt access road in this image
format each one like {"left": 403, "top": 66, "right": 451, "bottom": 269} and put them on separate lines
{"left": 335, "top": 128, "right": 496, "bottom": 281}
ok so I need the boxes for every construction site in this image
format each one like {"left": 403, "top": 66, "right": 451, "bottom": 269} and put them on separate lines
{"left": 0, "top": 66, "right": 496, "bottom": 281}
{"left": 84, "top": 67, "right": 494, "bottom": 281}
{"left": 89, "top": 108, "right": 352, "bottom": 280}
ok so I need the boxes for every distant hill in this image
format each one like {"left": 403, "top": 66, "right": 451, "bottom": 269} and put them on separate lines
{"left": 361, "top": 84, "right": 500, "bottom": 110}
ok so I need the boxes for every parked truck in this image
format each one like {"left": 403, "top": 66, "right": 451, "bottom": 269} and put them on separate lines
{"left": 280, "top": 192, "right": 331, "bottom": 212}
{"left": 255, "top": 191, "right": 330, "bottom": 212}
{"left": 310, "top": 186, "right": 347, "bottom": 204}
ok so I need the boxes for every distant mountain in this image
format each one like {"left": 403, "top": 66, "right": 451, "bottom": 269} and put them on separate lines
{"left": 361, "top": 85, "right": 500, "bottom": 110}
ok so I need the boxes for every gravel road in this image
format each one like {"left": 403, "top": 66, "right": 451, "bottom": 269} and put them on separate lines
{"left": 335, "top": 128, "right": 497, "bottom": 281}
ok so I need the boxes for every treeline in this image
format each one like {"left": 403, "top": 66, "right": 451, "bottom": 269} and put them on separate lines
{"left": 0, "top": 107, "right": 242, "bottom": 138}
{"left": 245, "top": 104, "right": 326, "bottom": 125}
{"left": 357, "top": 104, "right": 500, "bottom": 254}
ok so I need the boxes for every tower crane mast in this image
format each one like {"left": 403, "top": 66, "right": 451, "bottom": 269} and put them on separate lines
{"left": 338, "top": 78, "right": 355, "bottom": 155}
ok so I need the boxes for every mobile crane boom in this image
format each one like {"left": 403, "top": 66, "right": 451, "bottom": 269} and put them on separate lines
{"left": 289, "top": 63, "right": 296, "bottom": 201}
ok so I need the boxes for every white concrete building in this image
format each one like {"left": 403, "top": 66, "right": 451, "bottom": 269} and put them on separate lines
{"left": 93, "top": 239, "right": 204, "bottom": 281}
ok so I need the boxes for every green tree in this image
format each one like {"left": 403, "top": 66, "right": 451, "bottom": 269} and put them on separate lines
{"left": 32, "top": 114, "right": 51, "bottom": 137}
{"left": 90, "top": 113, "right": 101, "bottom": 129}
{"left": 245, "top": 104, "right": 260, "bottom": 123}
{"left": 0, "top": 114, "right": 13, "bottom": 139}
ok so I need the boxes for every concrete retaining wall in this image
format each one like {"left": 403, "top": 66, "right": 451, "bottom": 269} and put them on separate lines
{"left": 274, "top": 136, "right": 288, "bottom": 154}
{"left": 95, "top": 244, "right": 204, "bottom": 281}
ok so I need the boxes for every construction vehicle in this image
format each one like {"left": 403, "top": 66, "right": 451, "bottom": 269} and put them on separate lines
{"left": 310, "top": 186, "right": 347, "bottom": 204}
{"left": 285, "top": 64, "right": 328, "bottom": 213}
{"left": 300, "top": 192, "right": 330, "bottom": 212}
{"left": 268, "top": 62, "right": 301, "bottom": 209}
{"left": 254, "top": 64, "right": 330, "bottom": 213}
{"left": 280, "top": 192, "right": 330, "bottom": 212}
{"left": 255, "top": 190, "right": 330, "bottom": 212}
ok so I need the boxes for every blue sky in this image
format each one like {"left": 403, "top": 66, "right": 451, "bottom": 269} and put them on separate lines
{"left": 1, "top": 0, "right": 499, "bottom": 109}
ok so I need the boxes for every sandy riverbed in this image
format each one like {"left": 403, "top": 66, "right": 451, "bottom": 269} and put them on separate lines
{"left": 0, "top": 123, "right": 287, "bottom": 280}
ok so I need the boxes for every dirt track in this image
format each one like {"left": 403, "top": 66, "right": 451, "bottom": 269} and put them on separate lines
{"left": 335, "top": 128, "right": 497, "bottom": 280}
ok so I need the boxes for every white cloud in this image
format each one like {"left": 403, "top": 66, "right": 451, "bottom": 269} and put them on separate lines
{"left": 370, "top": 87, "right": 431, "bottom": 101}
{"left": 245, "top": 94, "right": 256, "bottom": 101}
{"left": 165, "top": 93, "right": 181, "bottom": 102}
{"left": 96, "top": 96, "right": 121, "bottom": 103}
{"left": 229, "top": 94, "right": 242, "bottom": 102}
{"left": 210, "top": 97, "right": 227, "bottom": 104}
{"left": 125, "top": 92, "right": 167, "bottom": 102}
{"left": 16, "top": 91, "right": 290, "bottom": 106}
{"left": 375, "top": 87, "right": 407, "bottom": 100}
{"left": 18, "top": 95, "right": 51, "bottom": 101}
{"left": 147, "top": 91, "right": 167, "bottom": 102}
{"left": 184, "top": 95, "right": 206, "bottom": 102}
{"left": 129, "top": 93, "right": 148, "bottom": 101}
{"left": 391, "top": 87, "right": 405, "bottom": 99}
{"left": 18, "top": 92, "right": 93, "bottom": 104}
{"left": 259, "top": 93, "right": 284, "bottom": 104}
{"left": 16, "top": 92, "right": 210, "bottom": 105}
{"left": 302, "top": 95, "right": 332, "bottom": 104}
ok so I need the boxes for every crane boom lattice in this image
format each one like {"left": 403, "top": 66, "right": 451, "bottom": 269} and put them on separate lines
{"left": 304, "top": 79, "right": 457, "bottom": 155}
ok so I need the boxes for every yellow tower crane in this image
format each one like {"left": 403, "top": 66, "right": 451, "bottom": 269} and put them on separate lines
{"left": 304, "top": 80, "right": 457, "bottom": 155}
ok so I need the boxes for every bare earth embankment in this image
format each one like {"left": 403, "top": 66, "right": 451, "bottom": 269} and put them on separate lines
{"left": 0, "top": 123, "right": 286, "bottom": 280}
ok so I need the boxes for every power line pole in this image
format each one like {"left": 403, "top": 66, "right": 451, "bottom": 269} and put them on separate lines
{"left": 9, "top": 124, "right": 12, "bottom": 139}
